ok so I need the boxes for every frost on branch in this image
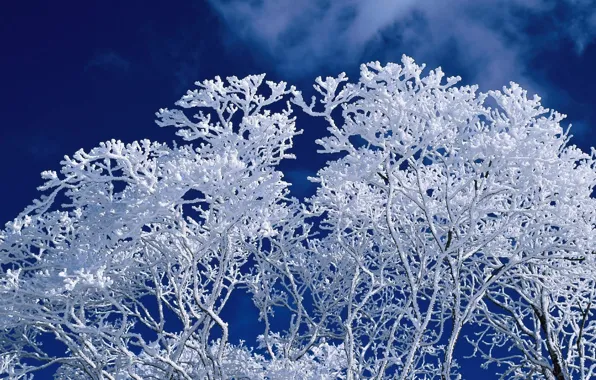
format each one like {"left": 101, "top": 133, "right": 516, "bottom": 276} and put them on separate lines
{"left": 0, "top": 74, "right": 302, "bottom": 379}
{"left": 293, "top": 55, "right": 596, "bottom": 379}
{"left": 1, "top": 57, "right": 595, "bottom": 380}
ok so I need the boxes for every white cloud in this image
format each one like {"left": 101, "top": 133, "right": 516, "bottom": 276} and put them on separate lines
{"left": 208, "top": 0, "right": 418, "bottom": 77}
{"left": 207, "top": 0, "right": 596, "bottom": 91}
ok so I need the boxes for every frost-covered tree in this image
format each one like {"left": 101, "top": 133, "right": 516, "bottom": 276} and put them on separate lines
{"left": 0, "top": 75, "right": 309, "bottom": 380}
{"left": 291, "top": 57, "right": 596, "bottom": 379}
{"left": 0, "top": 56, "right": 594, "bottom": 379}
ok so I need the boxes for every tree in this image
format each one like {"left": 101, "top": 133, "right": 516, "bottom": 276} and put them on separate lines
{"left": 1, "top": 56, "right": 594, "bottom": 379}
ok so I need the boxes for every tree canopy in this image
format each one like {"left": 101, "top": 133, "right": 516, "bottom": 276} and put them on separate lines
{"left": 1, "top": 56, "right": 595, "bottom": 380}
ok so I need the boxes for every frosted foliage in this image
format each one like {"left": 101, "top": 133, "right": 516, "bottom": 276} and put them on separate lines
{"left": 0, "top": 56, "right": 594, "bottom": 380}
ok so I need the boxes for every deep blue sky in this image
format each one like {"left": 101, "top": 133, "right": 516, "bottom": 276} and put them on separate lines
{"left": 0, "top": 0, "right": 595, "bottom": 378}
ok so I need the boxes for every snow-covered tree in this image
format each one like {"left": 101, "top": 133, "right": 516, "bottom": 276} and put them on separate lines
{"left": 1, "top": 56, "right": 594, "bottom": 379}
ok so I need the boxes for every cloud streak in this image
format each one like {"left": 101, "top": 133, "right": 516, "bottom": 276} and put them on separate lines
{"left": 208, "top": 0, "right": 596, "bottom": 91}
{"left": 85, "top": 50, "right": 131, "bottom": 72}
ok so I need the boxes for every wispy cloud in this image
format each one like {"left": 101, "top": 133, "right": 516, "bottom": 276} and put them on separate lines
{"left": 207, "top": 0, "right": 417, "bottom": 77}
{"left": 85, "top": 50, "right": 131, "bottom": 72}
{"left": 137, "top": 21, "right": 205, "bottom": 94}
{"left": 208, "top": 0, "right": 596, "bottom": 91}
{"left": 27, "top": 134, "right": 61, "bottom": 161}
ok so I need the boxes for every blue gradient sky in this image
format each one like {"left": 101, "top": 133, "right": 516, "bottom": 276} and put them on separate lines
{"left": 0, "top": 0, "right": 595, "bottom": 378}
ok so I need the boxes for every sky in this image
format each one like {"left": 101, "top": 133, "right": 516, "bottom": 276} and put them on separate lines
{"left": 0, "top": 0, "right": 595, "bottom": 378}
